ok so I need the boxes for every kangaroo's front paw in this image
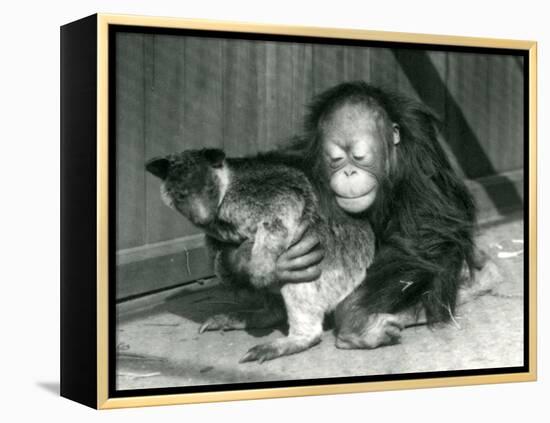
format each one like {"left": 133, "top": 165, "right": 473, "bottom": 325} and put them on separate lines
{"left": 199, "top": 313, "right": 245, "bottom": 334}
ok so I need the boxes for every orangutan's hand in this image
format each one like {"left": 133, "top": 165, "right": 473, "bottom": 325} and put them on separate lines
{"left": 275, "top": 222, "right": 324, "bottom": 283}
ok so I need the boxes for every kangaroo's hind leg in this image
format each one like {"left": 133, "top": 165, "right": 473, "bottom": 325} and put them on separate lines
{"left": 240, "top": 283, "right": 324, "bottom": 363}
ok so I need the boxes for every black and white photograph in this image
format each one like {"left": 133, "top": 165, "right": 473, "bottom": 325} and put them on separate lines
{"left": 6, "top": 0, "right": 550, "bottom": 418}
{"left": 111, "top": 24, "right": 529, "bottom": 394}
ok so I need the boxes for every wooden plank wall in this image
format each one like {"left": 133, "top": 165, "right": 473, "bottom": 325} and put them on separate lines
{"left": 116, "top": 33, "right": 524, "bottom": 252}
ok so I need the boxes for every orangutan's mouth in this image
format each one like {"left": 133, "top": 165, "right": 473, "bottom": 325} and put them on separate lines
{"left": 335, "top": 189, "right": 376, "bottom": 213}
{"left": 335, "top": 188, "right": 374, "bottom": 201}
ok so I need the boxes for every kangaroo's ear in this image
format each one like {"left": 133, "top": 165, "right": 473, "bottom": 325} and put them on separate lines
{"left": 203, "top": 149, "right": 226, "bottom": 168}
{"left": 146, "top": 157, "right": 170, "bottom": 180}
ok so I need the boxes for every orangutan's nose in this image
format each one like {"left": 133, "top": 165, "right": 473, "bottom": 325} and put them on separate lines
{"left": 344, "top": 169, "right": 357, "bottom": 177}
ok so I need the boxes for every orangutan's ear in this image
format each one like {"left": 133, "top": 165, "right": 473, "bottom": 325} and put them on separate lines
{"left": 392, "top": 123, "right": 400, "bottom": 145}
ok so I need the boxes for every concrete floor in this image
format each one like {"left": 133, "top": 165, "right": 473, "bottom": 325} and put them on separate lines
{"left": 115, "top": 218, "right": 525, "bottom": 391}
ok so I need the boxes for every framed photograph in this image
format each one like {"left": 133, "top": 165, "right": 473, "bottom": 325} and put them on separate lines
{"left": 60, "top": 13, "right": 537, "bottom": 409}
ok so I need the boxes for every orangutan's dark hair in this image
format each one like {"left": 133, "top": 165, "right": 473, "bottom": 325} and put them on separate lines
{"left": 266, "top": 81, "right": 477, "bottom": 325}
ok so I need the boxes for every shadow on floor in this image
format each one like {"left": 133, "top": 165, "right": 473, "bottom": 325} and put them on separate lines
{"left": 36, "top": 381, "right": 59, "bottom": 396}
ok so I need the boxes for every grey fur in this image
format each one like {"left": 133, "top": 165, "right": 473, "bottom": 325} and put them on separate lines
{"left": 146, "top": 149, "right": 375, "bottom": 363}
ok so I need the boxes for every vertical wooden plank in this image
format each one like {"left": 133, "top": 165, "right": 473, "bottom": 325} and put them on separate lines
{"left": 425, "top": 51, "right": 447, "bottom": 114}
{"left": 394, "top": 49, "right": 448, "bottom": 108}
{"left": 391, "top": 49, "right": 462, "bottom": 174}
{"left": 144, "top": 35, "right": 201, "bottom": 244}
{"left": 289, "top": 43, "right": 314, "bottom": 135}
{"left": 116, "top": 33, "right": 146, "bottom": 250}
{"left": 486, "top": 55, "right": 524, "bottom": 173}
{"left": 259, "top": 42, "right": 294, "bottom": 151}
{"left": 445, "top": 52, "right": 492, "bottom": 179}
{"left": 222, "top": 39, "right": 263, "bottom": 157}
{"left": 343, "top": 45, "right": 371, "bottom": 83}
{"left": 444, "top": 52, "right": 523, "bottom": 213}
{"left": 424, "top": 51, "right": 461, "bottom": 173}
{"left": 144, "top": 35, "right": 185, "bottom": 156}
{"left": 183, "top": 36, "right": 224, "bottom": 149}
{"left": 394, "top": 51, "right": 421, "bottom": 101}
{"left": 507, "top": 55, "right": 524, "bottom": 171}
{"left": 369, "top": 47, "right": 399, "bottom": 89}
{"left": 311, "top": 44, "right": 346, "bottom": 95}
{"left": 259, "top": 42, "right": 314, "bottom": 148}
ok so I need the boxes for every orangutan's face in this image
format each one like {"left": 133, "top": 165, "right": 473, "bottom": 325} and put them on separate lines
{"left": 322, "top": 102, "right": 399, "bottom": 214}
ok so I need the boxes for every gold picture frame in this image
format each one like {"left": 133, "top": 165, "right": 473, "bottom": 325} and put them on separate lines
{"left": 60, "top": 13, "right": 537, "bottom": 409}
